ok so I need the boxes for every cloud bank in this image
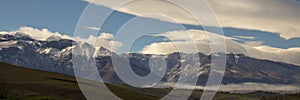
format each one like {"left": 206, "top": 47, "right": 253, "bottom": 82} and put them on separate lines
{"left": 74, "top": 33, "right": 122, "bottom": 50}
{"left": 85, "top": 0, "right": 300, "bottom": 39}
{"left": 157, "top": 82, "right": 300, "bottom": 93}
{"left": 141, "top": 30, "right": 300, "bottom": 66}
{"left": 0, "top": 26, "right": 122, "bottom": 51}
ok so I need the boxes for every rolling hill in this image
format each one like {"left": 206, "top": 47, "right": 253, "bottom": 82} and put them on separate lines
{"left": 1, "top": 62, "right": 300, "bottom": 100}
{"left": 0, "top": 62, "right": 160, "bottom": 100}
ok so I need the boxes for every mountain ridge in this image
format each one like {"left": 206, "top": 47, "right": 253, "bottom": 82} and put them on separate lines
{"left": 0, "top": 32, "right": 300, "bottom": 89}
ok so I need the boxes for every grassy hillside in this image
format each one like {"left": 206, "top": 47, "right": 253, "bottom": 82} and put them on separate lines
{"left": 0, "top": 62, "right": 299, "bottom": 100}
{"left": 0, "top": 62, "right": 159, "bottom": 100}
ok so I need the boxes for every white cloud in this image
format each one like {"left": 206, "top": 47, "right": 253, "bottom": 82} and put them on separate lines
{"left": 243, "top": 41, "right": 263, "bottom": 46}
{"left": 74, "top": 33, "right": 122, "bottom": 51}
{"left": 1, "top": 26, "right": 73, "bottom": 41}
{"left": 141, "top": 30, "right": 300, "bottom": 66}
{"left": 85, "top": 0, "right": 300, "bottom": 39}
{"left": 233, "top": 36, "right": 256, "bottom": 40}
{"left": 98, "top": 32, "right": 114, "bottom": 40}
{"left": 0, "top": 26, "right": 122, "bottom": 51}
{"left": 85, "top": 26, "right": 101, "bottom": 31}
{"left": 209, "top": 0, "right": 300, "bottom": 39}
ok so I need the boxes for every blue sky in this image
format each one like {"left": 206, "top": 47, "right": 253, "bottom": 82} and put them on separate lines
{"left": 1, "top": 0, "right": 300, "bottom": 53}
{"left": 0, "top": 0, "right": 87, "bottom": 34}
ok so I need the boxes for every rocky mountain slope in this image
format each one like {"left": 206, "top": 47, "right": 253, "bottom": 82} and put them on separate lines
{"left": 0, "top": 32, "right": 300, "bottom": 86}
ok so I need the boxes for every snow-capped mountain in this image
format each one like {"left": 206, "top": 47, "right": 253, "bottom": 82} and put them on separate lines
{"left": 0, "top": 32, "right": 300, "bottom": 86}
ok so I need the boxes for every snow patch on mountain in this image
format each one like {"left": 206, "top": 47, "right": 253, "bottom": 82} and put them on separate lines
{"left": 234, "top": 54, "right": 240, "bottom": 64}
{"left": 54, "top": 46, "right": 75, "bottom": 58}
{"left": 0, "top": 41, "right": 18, "bottom": 49}
{"left": 38, "top": 48, "right": 53, "bottom": 54}
{"left": 94, "top": 47, "right": 112, "bottom": 57}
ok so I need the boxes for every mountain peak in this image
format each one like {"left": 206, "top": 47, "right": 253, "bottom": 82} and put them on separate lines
{"left": 46, "top": 35, "right": 63, "bottom": 41}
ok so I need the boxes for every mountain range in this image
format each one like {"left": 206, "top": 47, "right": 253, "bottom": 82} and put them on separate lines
{"left": 0, "top": 32, "right": 300, "bottom": 87}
